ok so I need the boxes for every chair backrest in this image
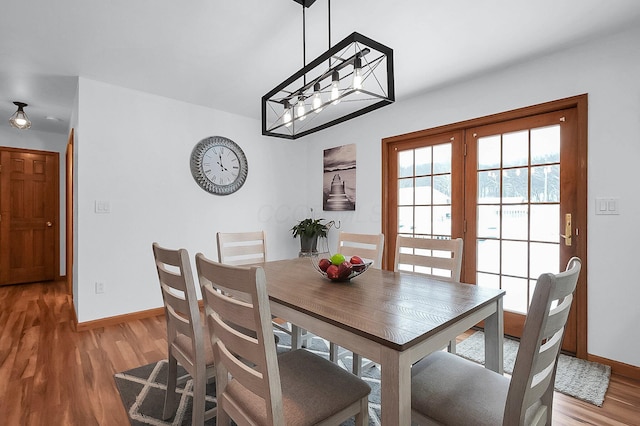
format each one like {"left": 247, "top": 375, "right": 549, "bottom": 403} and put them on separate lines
{"left": 217, "top": 231, "right": 267, "bottom": 266}
{"left": 152, "top": 242, "right": 205, "bottom": 369}
{"left": 394, "top": 235, "right": 463, "bottom": 282}
{"left": 504, "top": 257, "right": 582, "bottom": 425}
{"left": 196, "top": 252, "right": 284, "bottom": 425}
{"left": 336, "top": 231, "right": 384, "bottom": 269}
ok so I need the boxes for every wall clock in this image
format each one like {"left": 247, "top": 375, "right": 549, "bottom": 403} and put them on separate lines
{"left": 190, "top": 136, "right": 248, "bottom": 195}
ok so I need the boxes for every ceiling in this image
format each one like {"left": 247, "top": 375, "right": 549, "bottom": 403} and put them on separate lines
{"left": 2, "top": 0, "right": 640, "bottom": 135}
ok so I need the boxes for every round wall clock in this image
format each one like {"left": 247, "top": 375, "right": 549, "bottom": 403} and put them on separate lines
{"left": 190, "top": 136, "right": 248, "bottom": 195}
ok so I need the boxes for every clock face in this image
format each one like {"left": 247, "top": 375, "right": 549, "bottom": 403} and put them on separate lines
{"left": 190, "top": 136, "right": 248, "bottom": 195}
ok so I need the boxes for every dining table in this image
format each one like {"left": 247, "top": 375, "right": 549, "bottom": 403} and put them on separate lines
{"left": 261, "top": 257, "right": 505, "bottom": 425}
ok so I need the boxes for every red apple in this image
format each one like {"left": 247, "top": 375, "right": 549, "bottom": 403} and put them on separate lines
{"left": 337, "top": 261, "right": 353, "bottom": 280}
{"left": 326, "top": 264, "right": 340, "bottom": 280}
{"left": 350, "top": 256, "right": 365, "bottom": 271}
{"left": 318, "top": 258, "right": 332, "bottom": 272}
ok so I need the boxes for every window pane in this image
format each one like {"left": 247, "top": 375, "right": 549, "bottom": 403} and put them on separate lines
{"left": 398, "top": 178, "right": 414, "bottom": 205}
{"left": 477, "top": 272, "right": 500, "bottom": 289}
{"left": 478, "top": 135, "right": 501, "bottom": 170}
{"left": 477, "top": 205, "right": 500, "bottom": 239}
{"left": 477, "top": 239, "right": 500, "bottom": 273}
{"left": 503, "top": 276, "right": 529, "bottom": 314}
{"left": 433, "top": 206, "right": 451, "bottom": 236}
{"left": 530, "top": 242, "right": 559, "bottom": 278}
{"left": 502, "top": 204, "right": 528, "bottom": 241}
{"left": 531, "top": 165, "right": 559, "bottom": 202}
{"left": 433, "top": 174, "right": 451, "bottom": 203}
{"left": 502, "top": 168, "right": 528, "bottom": 202}
{"left": 478, "top": 170, "right": 500, "bottom": 203}
{"left": 414, "top": 206, "right": 432, "bottom": 234}
{"left": 433, "top": 144, "right": 451, "bottom": 174}
{"left": 415, "top": 147, "right": 432, "bottom": 175}
{"left": 398, "top": 206, "right": 413, "bottom": 234}
{"left": 530, "top": 205, "right": 559, "bottom": 242}
{"left": 503, "top": 130, "right": 529, "bottom": 168}
{"left": 531, "top": 125, "right": 560, "bottom": 165}
{"left": 398, "top": 150, "right": 413, "bottom": 178}
{"left": 414, "top": 176, "right": 431, "bottom": 205}
{"left": 501, "top": 240, "right": 528, "bottom": 278}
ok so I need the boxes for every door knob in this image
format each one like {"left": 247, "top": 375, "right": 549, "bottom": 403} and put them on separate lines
{"left": 46, "top": 221, "right": 52, "bottom": 227}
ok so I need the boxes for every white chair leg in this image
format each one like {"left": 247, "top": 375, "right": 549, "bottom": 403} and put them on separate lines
{"left": 163, "top": 356, "right": 178, "bottom": 420}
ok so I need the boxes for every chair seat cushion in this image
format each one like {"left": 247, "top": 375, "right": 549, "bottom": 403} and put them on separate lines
{"left": 173, "top": 329, "right": 215, "bottom": 366}
{"left": 227, "top": 349, "right": 371, "bottom": 425}
{"left": 411, "top": 350, "right": 509, "bottom": 426}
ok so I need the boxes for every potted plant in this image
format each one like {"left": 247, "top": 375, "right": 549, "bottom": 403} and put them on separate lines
{"left": 291, "top": 217, "right": 330, "bottom": 254}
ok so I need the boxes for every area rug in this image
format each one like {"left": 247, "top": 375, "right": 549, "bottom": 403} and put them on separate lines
{"left": 456, "top": 331, "right": 611, "bottom": 406}
{"left": 114, "top": 331, "right": 382, "bottom": 425}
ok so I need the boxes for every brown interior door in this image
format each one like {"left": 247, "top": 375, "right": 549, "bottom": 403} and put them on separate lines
{"left": 0, "top": 148, "right": 59, "bottom": 285}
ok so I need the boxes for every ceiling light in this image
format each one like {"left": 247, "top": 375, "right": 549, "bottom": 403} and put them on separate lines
{"left": 9, "top": 101, "right": 32, "bottom": 130}
{"left": 262, "top": 0, "right": 394, "bottom": 139}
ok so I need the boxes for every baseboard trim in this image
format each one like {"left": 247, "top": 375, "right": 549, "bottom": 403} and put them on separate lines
{"left": 588, "top": 353, "right": 640, "bottom": 381}
{"left": 76, "top": 307, "right": 165, "bottom": 332}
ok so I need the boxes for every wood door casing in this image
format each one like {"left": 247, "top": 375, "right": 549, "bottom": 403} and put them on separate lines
{"left": 0, "top": 147, "right": 59, "bottom": 285}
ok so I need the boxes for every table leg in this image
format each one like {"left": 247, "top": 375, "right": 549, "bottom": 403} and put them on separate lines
{"left": 379, "top": 348, "right": 411, "bottom": 425}
{"left": 483, "top": 297, "right": 504, "bottom": 374}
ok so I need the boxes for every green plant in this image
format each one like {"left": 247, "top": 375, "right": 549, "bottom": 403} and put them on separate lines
{"left": 290, "top": 218, "right": 329, "bottom": 239}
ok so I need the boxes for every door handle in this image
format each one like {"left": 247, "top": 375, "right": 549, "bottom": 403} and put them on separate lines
{"left": 559, "top": 213, "right": 571, "bottom": 246}
{"left": 46, "top": 221, "right": 52, "bottom": 227}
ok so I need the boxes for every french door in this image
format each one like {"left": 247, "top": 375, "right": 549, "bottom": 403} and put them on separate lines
{"left": 382, "top": 96, "right": 587, "bottom": 356}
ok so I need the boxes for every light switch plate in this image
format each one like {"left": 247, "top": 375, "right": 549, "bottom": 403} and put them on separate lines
{"left": 595, "top": 198, "right": 619, "bottom": 215}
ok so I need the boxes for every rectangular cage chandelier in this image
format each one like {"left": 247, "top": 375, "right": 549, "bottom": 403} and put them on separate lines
{"left": 262, "top": 5, "right": 394, "bottom": 139}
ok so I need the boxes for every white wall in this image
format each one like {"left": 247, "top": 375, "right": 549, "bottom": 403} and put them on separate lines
{"left": 75, "top": 78, "right": 308, "bottom": 322}
{"left": 0, "top": 126, "right": 69, "bottom": 276}
{"left": 302, "top": 25, "right": 640, "bottom": 367}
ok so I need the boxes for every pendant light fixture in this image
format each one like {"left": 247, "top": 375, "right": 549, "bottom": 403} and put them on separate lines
{"left": 262, "top": 0, "right": 394, "bottom": 139}
{"left": 9, "top": 101, "right": 32, "bottom": 129}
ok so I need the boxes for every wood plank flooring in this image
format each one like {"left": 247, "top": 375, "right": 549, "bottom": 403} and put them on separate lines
{"left": 1, "top": 280, "right": 638, "bottom": 425}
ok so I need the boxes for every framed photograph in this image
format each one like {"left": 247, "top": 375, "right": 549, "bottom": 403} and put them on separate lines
{"left": 323, "top": 144, "right": 356, "bottom": 211}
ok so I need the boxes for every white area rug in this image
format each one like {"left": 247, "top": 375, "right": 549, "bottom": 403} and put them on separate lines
{"left": 456, "top": 331, "right": 611, "bottom": 406}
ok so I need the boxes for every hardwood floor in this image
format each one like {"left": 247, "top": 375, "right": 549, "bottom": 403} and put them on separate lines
{"left": 1, "top": 280, "right": 639, "bottom": 425}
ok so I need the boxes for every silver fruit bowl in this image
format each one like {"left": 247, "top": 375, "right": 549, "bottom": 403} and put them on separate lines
{"left": 310, "top": 254, "right": 373, "bottom": 282}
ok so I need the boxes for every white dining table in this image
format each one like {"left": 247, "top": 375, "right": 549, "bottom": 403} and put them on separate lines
{"left": 261, "top": 257, "right": 505, "bottom": 425}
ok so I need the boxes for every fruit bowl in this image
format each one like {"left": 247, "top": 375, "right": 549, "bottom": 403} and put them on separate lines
{"left": 311, "top": 254, "right": 373, "bottom": 282}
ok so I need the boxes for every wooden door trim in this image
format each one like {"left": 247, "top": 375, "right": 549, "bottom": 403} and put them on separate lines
{"left": 66, "top": 130, "right": 74, "bottom": 295}
{"left": 382, "top": 94, "right": 588, "bottom": 358}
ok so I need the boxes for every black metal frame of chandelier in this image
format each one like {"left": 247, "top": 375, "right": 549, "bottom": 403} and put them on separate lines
{"left": 261, "top": 31, "right": 394, "bottom": 140}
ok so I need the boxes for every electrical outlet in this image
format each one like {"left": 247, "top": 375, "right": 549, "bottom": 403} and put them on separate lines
{"left": 95, "top": 281, "right": 105, "bottom": 294}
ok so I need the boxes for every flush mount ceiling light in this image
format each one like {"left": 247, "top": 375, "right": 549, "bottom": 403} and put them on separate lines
{"left": 9, "top": 101, "right": 32, "bottom": 130}
{"left": 262, "top": 0, "right": 394, "bottom": 139}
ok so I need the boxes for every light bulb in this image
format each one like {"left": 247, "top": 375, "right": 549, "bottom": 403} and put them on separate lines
{"left": 312, "top": 83, "right": 323, "bottom": 113}
{"left": 296, "top": 96, "right": 306, "bottom": 121}
{"left": 331, "top": 71, "right": 341, "bottom": 105}
{"left": 283, "top": 101, "right": 292, "bottom": 127}
{"left": 352, "top": 57, "right": 363, "bottom": 91}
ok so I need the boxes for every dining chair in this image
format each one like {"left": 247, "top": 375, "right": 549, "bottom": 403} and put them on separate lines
{"left": 336, "top": 231, "right": 385, "bottom": 269}
{"left": 395, "top": 234, "right": 463, "bottom": 352}
{"left": 195, "top": 253, "right": 371, "bottom": 425}
{"left": 411, "top": 257, "right": 582, "bottom": 426}
{"left": 216, "top": 231, "right": 309, "bottom": 347}
{"left": 151, "top": 242, "right": 216, "bottom": 425}
{"left": 330, "top": 231, "right": 385, "bottom": 376}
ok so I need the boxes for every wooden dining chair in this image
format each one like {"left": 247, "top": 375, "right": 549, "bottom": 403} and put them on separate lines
{"left": 395, "top": 234, "right": 463, "bottom": 352}
{"left": 195, "top": 253, "right": 371, "bottom": 426}
{"left": 411, "top": 257, "right": 582, "bottom": 426}
{"left": 330, "top": 231, "right": 385, "bottom": 376}
{"left": 216, "top": 231, "right": 310, "bottom": 348}
{"left": 151, "top": 243, "right": 216, "bottom": 425}
{"left": 336, "top": 231, "right": 385, "bottom": 269}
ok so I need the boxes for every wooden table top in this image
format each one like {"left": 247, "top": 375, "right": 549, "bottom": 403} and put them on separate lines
{"left": 261, "top": 257, "right": 505, "bottom": 352}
